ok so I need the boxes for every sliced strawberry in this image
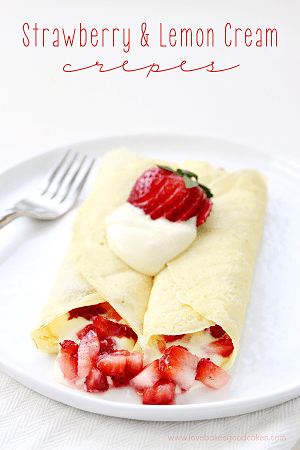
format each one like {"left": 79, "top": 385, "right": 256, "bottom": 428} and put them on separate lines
{"left": 59, "top": 340, "right": 78, "bottom": 356}
{"left": 125, "top": 351, "right": 144, "bottom": 378}
{"left": 159, "top": 345, "right": 199, "bottom": 391}
{"left": 196, "top": 197, "right": 212, "bottom": 227}
{"left": 93, "top": 316, "right": 137, "bottom": 342}
{"left": 77, "top": 329, "right": 100, "bottom": 378}
{"left": 76, "top": 324, "right": 96, "bottom": 340}
{"left": 202, "top": 335, "right": 234, "bottom": 358}
{"left": 96, "top": 352, "right": 127, "bottom": 377}
{"left": 58, "top": 340, "right": 78, "bottom": 381}
{"left": 209, "top": 325, "right": 225, "bottom": 339}
{"left": 68, "top": 303, "right": 107, "bottom": 320}
{"left": 92, "top": 316, "right": 110, "bottom": 338}
{"left": 85, "top": 367, "right": 109, "bottom": 393}
{"left": 130, "top": 359, "right": 161, "bottom": 392}
{"left": 157, "top": 339, "right": 166, "bottom": 354}
{"left": 162, "top": 334, "right": 186, "bottom": 343}
{"left": 195, "top": 358, "right": 231, "bottom": 389}
{"left": 143, "top": 380, "right": 176, "bottom": 405}
{"left": 98, "top": 337, "right": 116, "bottom": 354}
{"left": 127, "top": 166, "right": 212, "bottom": 226}
{"left": 100, "top": 302, "right": 122, "bottom": 321}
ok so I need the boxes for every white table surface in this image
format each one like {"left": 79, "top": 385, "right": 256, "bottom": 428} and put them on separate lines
{"left": 1, "top": 1, "right": 300, "bottom": 449}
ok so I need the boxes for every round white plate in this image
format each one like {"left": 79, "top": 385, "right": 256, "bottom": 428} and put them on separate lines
{"left": 1, "top": 133, "right": 300, "bottom": 421}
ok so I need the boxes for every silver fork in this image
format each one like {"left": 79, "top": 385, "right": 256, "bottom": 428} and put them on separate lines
{"left": 0, "top": 150, "right": 95, "bottom": 229}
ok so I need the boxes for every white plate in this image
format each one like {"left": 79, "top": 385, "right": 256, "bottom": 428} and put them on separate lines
{"left": 1, "top": 133, "right": 300, "bottom": 421}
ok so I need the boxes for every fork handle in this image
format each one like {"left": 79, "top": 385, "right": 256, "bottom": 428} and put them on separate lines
{"left": 0, "top": 209, "right": 23, "bottom": 229}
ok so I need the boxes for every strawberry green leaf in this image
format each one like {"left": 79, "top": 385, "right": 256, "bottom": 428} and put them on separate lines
{"left": 183, "top": 175, "right": 199, "bottom": 188}
{"left": 157, "top": 165, "right": 213, "bottom": 198}
{"left": 176, "top": 169, "right": 198, "bottom": 181}
{"left": 157, "top": 165, "right": 175, "bottom": 173}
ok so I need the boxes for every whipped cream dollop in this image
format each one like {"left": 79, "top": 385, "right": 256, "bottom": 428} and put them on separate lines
{"left": 105, "top": 202, "right": 197, "bottom": 276}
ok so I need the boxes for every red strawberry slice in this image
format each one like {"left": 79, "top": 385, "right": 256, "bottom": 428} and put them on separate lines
{"left": 127, "top": 166, "right": 212, "bottom": 226}
{"left": 96, "top": 352, "right": 127, "bottom": 377}
{"left": 93, "top": 316, "right": 137, "bottom": 342}
{"left": 159, "top": 345, "right": 199, "bottom": 391}
{"left": 126, "top": 351, "right": 144, "bottom": 378}
{"left": 60, "top": 339, "right": 78, "bottom": 356}
{"left": 77, "top": 329, "right": 100, "bottom": 378}
{"left": 209, "top": 325, "right": 225, "bottom": 339}
{"left": 58, "top": 340, "right": 78, "bottom": 381}
{"left": 143, "top": 380, "right": 176, "bottom": 405}
{"left": 92, "top": 316, "right": 110, "bottom": 338}
{"left": 202, "top": 335, "right": 234, "bottom": 358}
{"left": 85, "top": 367, "right": 109, "bottom": 393}
{"left": 76, "top": 324, "right": 96, "bottom": 340}
{"left": 195, "top": 358, "right": 231, "bottom": 389}
{"left": 130, "top": 360, "right": 161, "bottom": 392}
{"left": 69, "top": 301, "right": 122, "bottom": 322}
{"left": 68, "top": 302, "right": 107, "bottom": 320}
{"left": 100, "top": 302, "right": 122, "bottom": 322}
{"left": 162, "top": 334, "right": 186, "bottom": 343}
{"left": 98, "top": 337, "right": 116, "bottom": 355}
{"left": 157, "top": 339, "right": 166, "bottom": 354}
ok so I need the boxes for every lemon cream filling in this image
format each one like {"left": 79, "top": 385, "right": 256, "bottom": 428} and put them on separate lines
{"left": 140, "top": 330, "right": 228, "bottom": 368}
{"left": 105, "top": 202, "right": 197, "bottom": 276}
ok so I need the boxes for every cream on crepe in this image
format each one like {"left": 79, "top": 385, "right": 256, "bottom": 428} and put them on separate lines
{"left": 30, "top": 149, "right": 178, "bottom": 353}
{"left": 142, "top": 161, "right": 268, "bottom": 370}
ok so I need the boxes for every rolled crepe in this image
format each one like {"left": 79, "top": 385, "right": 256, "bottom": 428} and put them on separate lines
{"left": 142, "top": 161, "right": 268, "bottom": 370}
{"left": 31, "top": 149, "right": 267, "bottom": 373}
{"left": 30, "top": 149, "right": 177, "bottom": 353}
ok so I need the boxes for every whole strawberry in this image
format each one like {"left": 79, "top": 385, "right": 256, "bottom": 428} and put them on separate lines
{"left": 127, "top": 166, "right": 213, "bottom": 226}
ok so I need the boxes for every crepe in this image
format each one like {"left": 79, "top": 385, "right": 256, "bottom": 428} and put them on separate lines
{"left": 142, "top": 161, "right": 268, "bottom": 369}
{"left": 30, "top": 149, "right": 177, "bottom": 353}
{"left": 31, "top": 149, "right": 267, "bottom": 372}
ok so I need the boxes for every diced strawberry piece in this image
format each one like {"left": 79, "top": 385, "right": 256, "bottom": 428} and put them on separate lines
{"left": 100, "top": 302, "right": 122, "bottom": 322}
{"left": 76, "top": 324, "right": 96, "bottom": 340}
{"left": 92, "top": 316, "right": 110, "bottom": 338}
{"left": 162, "top": 334, "right": 186, "bottom": 343}
{"left": 96, "top": 350, "right": 140, "bottom": 388}
{"left": 143, "top": 380, "right": 176, "bottom": 405}
{"left": 202, "top": 335, "right": 234, "bottom": 358}
{"left": 105, "top": 320, "right": 137, "bottom": 342}
{"left": 125, "top": 351, "right": 144, "bottom": 378}
{"left": 68, "top": 301, "right": 122, "bottom": 322}
{"left": 93, "top": 316, "right": 137, "bottom": 342}
{"left": 98, "top": 337, "right": 116, "bottom": 354}
{"left": 157, "top": 339, "right": 166, "bottom": 354}
{"left": 195, "top": 358, "right": 231, "bottom": 389}
{"left": 96, "top": 352, "right": 127, "bottom": 377}
{"left": 58, "top": 340, "right": 78, "bottom": 381}
{"left": 59, "top": 340, "right": 78, "bottom": 356}
{"left": 127, "top": 166, "right": 213, "bottom": 226}
{"left": 68, "top": 302, "right": 107, "bottom": 320}
{"left": 130, "top": 360, "right": 161, "bottom": 392}
{"left": 85, "top": 367, "right": 109, "bottom": 393}
{"left": 77, "top": 330, "right": 100, "bottom": 378}
{"left": 159, "top": 345, "right": 199, "bottom": 391}
{"left": 209, "top": 325, "right": 225, "bottom": 339}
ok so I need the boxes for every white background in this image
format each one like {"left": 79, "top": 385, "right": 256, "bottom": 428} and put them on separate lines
{"left": 0, "top": 0, "right": 299, "bottom": 169}
{"left": 0, "top": 1, "right": 300, "bottom": 449}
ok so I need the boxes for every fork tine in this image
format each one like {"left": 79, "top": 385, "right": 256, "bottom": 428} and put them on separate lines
{"left": 41, "top": 149, "right": 71, "bottom": 195}
{"left": 50, "top": 152, "right": 79, "bottom": 199}
{"left": 59, "top": 155, "right": 95, "bottom": 203}
{"left": 60, "top": 156, "right": 95, "bottom": 203}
